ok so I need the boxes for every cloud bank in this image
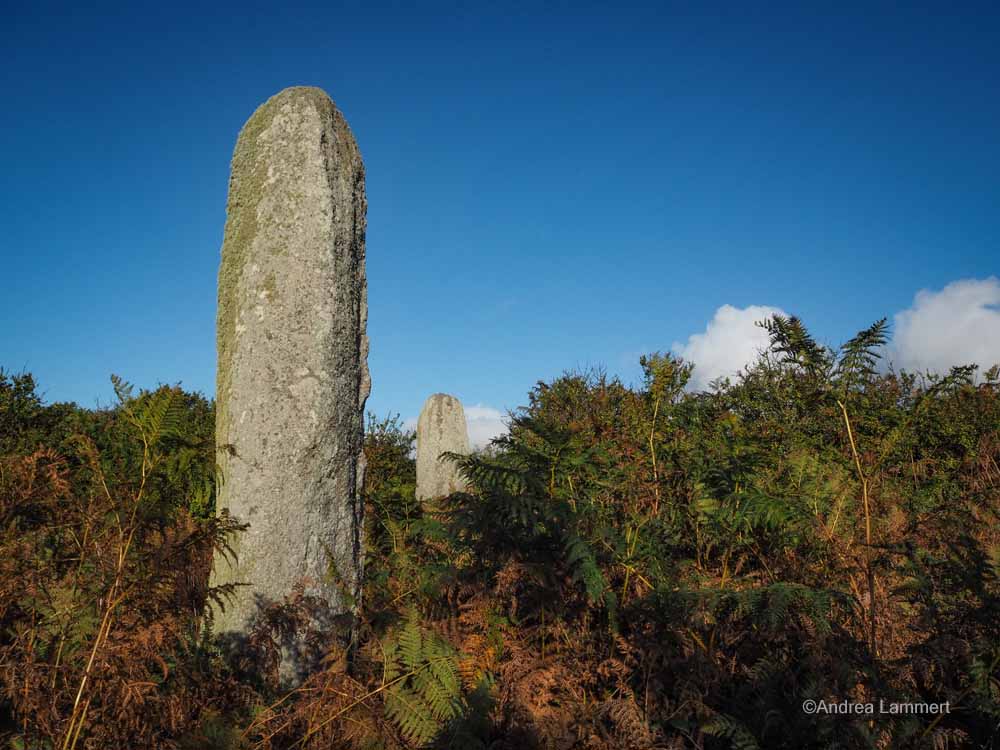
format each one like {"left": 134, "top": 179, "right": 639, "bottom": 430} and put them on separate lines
{"left": 673, "top": 277, "right": 1000, "bottom": 391}
{"left": 673, "top": 304, "right": 788, "bottom": 390}
{"left": 464, "top": 404, "right": 510, "bottom": 450}
{"left": 400, "top": 281, "right": 998, "bottom": 438}
{"left": 890, "top": 277, "right": 1000, "bottom": 375}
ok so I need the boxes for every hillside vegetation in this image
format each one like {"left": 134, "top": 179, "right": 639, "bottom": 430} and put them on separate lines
{"left": 1, "top": 316, "right": 998, "bottom": 749}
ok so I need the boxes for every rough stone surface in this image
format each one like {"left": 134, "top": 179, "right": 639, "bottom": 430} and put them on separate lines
{"left": 210, "top": 86, "right": 369, "bottom": 681}
{"left": 416, "top": 394, "right": 470, "bottom": 502}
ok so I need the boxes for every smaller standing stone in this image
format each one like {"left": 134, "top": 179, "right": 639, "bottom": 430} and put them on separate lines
{"left": 416, "top": 393, "right": 470, "bottom": 502}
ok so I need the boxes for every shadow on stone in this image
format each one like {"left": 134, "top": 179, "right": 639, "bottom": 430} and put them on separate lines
{"left": 212, "top": 581, "right": 356, "bottom": 690}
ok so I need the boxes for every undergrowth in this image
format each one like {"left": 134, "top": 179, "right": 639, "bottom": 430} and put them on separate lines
{"left": 1, "top": 315, "right": 998, "bottom": 748}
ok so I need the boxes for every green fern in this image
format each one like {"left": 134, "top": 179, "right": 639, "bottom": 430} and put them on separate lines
{"left": 112, "top": 374, "right": 187, "bottom": 451}
{"left": 760, "top": 315, "right": 831, "bottom": 376}
{"left": 702, "top": 712, "right": 762, "bottom": 750}
{"left": 383, "top": 610, "right": 464, "bottom": 746}
{"left": 835, "top": 318, "right": 888, "bottom": 394}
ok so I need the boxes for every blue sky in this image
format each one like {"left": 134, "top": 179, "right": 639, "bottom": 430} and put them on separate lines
{"left": 3, "top": 2, "right": 999, "bottom": 439}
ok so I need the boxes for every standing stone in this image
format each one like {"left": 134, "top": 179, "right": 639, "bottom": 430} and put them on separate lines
{"left": 211, "top": 87, "right": 369, "bottom": 680}
{"left": 416, "top": 393, "right": 470, "bottom": 502}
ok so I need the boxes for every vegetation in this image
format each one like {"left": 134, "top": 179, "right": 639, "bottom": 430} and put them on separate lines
{"left": 1, "top": 315, "right": 998, "bottom": 748}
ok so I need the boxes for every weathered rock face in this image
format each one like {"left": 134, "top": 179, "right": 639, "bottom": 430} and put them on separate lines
{"left": 210, "top": 87, "right": 369, "bottom": 680}
{"left": 416, "top": 393, "right": 470, "bottom": 502}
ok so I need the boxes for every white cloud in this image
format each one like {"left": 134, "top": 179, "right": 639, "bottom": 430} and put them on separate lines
{"left": 673, "top": 304, "right": 788, "bottom": 390}
{"left": 890, "top": 277, "right": 1000, "bottom": 375}
{"left": 464, "top": 404, "right": 510, "bottom": 450}
{"left": 672, "top": 278, "right": 1000, "bottom": 391}
{"left": 402, "top": 403, "right": 509, "bottom": 452}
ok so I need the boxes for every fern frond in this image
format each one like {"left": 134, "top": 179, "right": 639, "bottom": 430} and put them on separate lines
{"left": 760, "top": 315, "right": 832, "bottom": 376}
{"left": 563, "top": 533, "right": 608, "bottom": 603}
{"left": 702, "top": 712, "right": 761, "bottom": 750}
{"left": 382, "top": 610, "right": 465, "bottom": 745}
{"left": 836, "top": 318, "right": 889, "bottom": 393}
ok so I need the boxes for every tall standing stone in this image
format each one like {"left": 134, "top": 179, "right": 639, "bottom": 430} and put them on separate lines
{"left": 416, "top": 393, "right": 470, "bottom": 502}
{"left": 211, "top": 87, "right": 369, "bottom": 679}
